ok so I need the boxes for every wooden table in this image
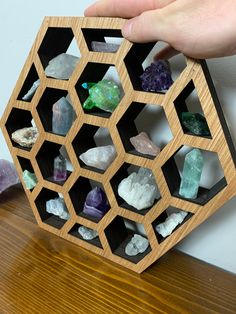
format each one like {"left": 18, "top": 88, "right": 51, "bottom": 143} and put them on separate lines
{"left": 0, "top": 185, "right": 235, "bottom": 314}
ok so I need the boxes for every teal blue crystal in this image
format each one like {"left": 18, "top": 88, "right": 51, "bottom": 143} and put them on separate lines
{"left": 22, "top": 170, "right": 37, "bottom": 190}
{"left": 82, "top": 79, "right": 121, "bottom": 113}
{"left": 181, "top": 112, "right": 210, "bottom": 136}
{"left": 179, "top": 149, "right": 204, "bottom": 199}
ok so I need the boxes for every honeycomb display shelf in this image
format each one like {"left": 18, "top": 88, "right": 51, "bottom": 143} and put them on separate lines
{"left": 1, "top": 16, "right": 236, "bottom": 273}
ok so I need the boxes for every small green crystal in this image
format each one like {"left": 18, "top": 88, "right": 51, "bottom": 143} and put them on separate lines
{"left": 22, "top": 170, "right": 37, "bottom": 190}
{"left": 181, "top": 112, "right": 210, "bottom": 136}
{"left": 179, "top": 148, "right": 204, "bottom": 199}
{"left": 82, "top": 79, "right": 121, "bottom": 113}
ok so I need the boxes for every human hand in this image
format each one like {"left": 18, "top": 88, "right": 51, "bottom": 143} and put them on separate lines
{"left": 85, "top": 0, "right": 236, "bottom": 59}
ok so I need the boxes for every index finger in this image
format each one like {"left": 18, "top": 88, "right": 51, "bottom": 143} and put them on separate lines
{"left": 85, "top": 0, "right": 176, "bottom": 18}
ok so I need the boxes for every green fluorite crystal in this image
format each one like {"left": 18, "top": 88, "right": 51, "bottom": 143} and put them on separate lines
{"left": 179, "top": 148, "right": 204, "bottom": 199}
{"left": 181, "top": 112, "right": 210, "bottom": 136}
{"left": 82, "top": 79, "right": 121, "bottom": 113}
{"left": 22, "top": 170, "right": 37, "bottom": 190}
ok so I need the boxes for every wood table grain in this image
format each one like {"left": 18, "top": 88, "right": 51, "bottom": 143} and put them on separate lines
{"left": 0, "top": 185, "right": 235, "bottom": 314}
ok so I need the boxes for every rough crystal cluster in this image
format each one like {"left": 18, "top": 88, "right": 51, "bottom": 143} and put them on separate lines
{"left": 46, "top": 197, "right": 70, "bottom": 220}
{"left": 79, "top": 145, "right": 116, "bottom": 171}
{"left": 78, "top": 225, "right": 98, "bottom": 240}
{"left": 82, "top": 80, "right": 121, "bottom": 113}
{"left": 125, "top": 234, "right": 149, "bottom": 256}
{"left": 118, "top": 168, "right": 159, "bottom": 210}
{"left": 53, "top": 154, "right": 67, "bottom": 182}
{"left": 22, "top": 170, "right": 37, "bottom": 190}
{"left": 83, "top": 187, "right": 109, "bottom": 219}
{"left": 45, "top": 53, "right": 80, "bottom": 80}
{"left": 22, "top": 79, "right": 40, "bottom": 101}
{"left": 130, "top": 132, "right": 160, "bottom": 156}
{"left": 181, "top": 112, "right": 211, "bottom": 136}
{"left": 91, "top": 41, "right": 119, "bottom": 53}
{"left": 140, "top": 60, "right": 173, "bottom": 92}
{"left": 156, "top": 211, "right": 188, "bottom": 237}
{"left": 179, "top": 148, "right": 204, "bottom": 199}
{"left": 52, "top": 97, "right": 75, "bottom": 135}
{"left": 11, "top": 126, "right": 38, "bottom": 148}
{"left": 0, "top": 159, "right": 20, "bottom": 194}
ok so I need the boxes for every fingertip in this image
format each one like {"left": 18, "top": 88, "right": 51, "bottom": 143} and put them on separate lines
{"left": 84, "top": 3, "right": 97, "bottom": 16}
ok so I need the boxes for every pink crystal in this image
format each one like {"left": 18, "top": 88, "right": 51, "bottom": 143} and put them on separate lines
{"left": 0, "top": 159, "right": 20, "bottom": 193}
{"left": 130, "top": 132, "right": 160, "bottom": 157}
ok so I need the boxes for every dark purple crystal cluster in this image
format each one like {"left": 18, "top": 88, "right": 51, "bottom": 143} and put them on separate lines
{"left": 83, "top": 187, "right": 109, "bottom": 219}
{"left": 140, "top": 60, "right": 173, "bottom": 92}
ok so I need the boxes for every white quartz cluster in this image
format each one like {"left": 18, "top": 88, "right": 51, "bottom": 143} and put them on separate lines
{"left": 125, "top": 234, "right": 149, "bottom": 256}
{"left": 118, "top": 168, "right": 159, "bottom": 210}
{"left": 46, "top": 197, "right": 70, "bottom": 220}
{"left": 155, "top": 211, "right": 188, "bottom": 237}
{"left": 79, "top": 145, "right": 116, "bottom": 171}
{"left": 78, "top": 226, "right": 98, "bottom": 240}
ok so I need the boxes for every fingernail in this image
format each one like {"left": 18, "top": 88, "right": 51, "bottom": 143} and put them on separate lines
{"left": 122, "top": 20, "right": 133, "bottom": 38}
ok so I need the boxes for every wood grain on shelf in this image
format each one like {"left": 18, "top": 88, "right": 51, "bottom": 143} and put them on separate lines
{"left": 0, "top": 186, "right": 236, "bottom": 314}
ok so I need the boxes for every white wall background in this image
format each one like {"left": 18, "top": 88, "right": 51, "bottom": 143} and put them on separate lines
{"left": 1, "top": 0, "right": 236, "bottom": 273}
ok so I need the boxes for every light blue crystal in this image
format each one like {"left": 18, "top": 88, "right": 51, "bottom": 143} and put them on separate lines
{"left": 52, "top": 97, "right": 75, "bottom": 135}
{"left": 179, "top": 149, "right": 204, "bottom": 199}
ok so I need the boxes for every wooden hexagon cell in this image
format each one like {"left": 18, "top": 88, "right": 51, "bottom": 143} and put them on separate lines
{"left": 1, "top": 17, "right": 236, "bottom": 273}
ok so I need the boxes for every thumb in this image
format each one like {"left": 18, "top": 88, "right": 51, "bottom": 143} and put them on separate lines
{"left": 122, "top": 9, "right": 172, "bottom": 44}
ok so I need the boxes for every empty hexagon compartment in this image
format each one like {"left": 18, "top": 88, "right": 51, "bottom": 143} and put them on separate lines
{"left": 69, "top": 223, "right": 102, "bottom": 248}
{"left": 75, "top": 62, "right": 124, "bottom": 118}
{"left": 69, "top": 177, "right": 110, "bottom": 223}
{"left": 72, "top": 124, "right": 116, "bottom": 173}
{"left": 174, "top": 80, "right": 212, "bottom": 138}
{"left": 17, "top": 63, "right": 40, "bottom": 102}
{"left": 38, "top": 27, "right": 80, "bottom": 77}
{"left": 81, "top": 28, "right": 123, "bottom": 52}
{"left": 35, "top": 188, "right": 69, "bottom": 229}
{"left": 124, "top": 42, "right": 187, "bottom": 93}
{"left": 17, "top": 156, "right": 37, "bottom": 191}
{"left": 152, "top": 206, "right": 193, "bottom": 243}
{"left": 36, "top": 87, "right": 76, "bottom": 135}
{"left": 36, "top": 141, "right": 72, "bottom": 185}
{"left": 104, "top": 216, "right": 151, "bottom": 263}
{"left": 110, "top": 163, "right": 161, "bottom": 215}
{"left": 5, "top": 108, "right": 36, "bottom": 151}
{"left": 117, "top": 102, "right": 173, "bottom": 159}
{"left": 162, "top": 146, "right": 227, "bottom": 205}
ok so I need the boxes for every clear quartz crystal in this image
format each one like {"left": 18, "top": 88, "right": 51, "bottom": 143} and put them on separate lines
{"left": 53, "top": 154, "right": 67, "bottom": 181}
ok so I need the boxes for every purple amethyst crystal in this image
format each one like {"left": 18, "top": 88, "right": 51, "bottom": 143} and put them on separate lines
{"left": 0, "top": 159, "right": 20, "bottom": 194}
{"left": 83, "top": 187, "right": 109, "bottom": 219}
{"left": 140, "top": 60, "right": 173, "bottom": 92}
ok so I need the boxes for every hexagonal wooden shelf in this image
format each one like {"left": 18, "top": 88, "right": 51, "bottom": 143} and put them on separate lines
{"left": 1, "top": 17, "right": 236, "bottom": 273}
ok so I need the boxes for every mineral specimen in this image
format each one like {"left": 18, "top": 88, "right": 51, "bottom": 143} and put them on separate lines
{"left": 83, "top": 187, "right": 109, "bottom": 219}
{"left": 46, "top": 197, "right": 70, "bottom": 220}
{"left": 82, "top": 79, "right": 121, "bottom": 113}
{"left": 0, "top": 159, "right": 20, "bottom": 193}
{"left": 79, "top": 145, "right": 116, "bottom": 171}
{"left": 140, "top": 60, "right": 173, "bottom": 92}
{"left": 125, "top": 234, "right": 149, "bottom": 256}
{"left": 130, "top": 132, "right": 160, "bottom": 156}
{"left": 52, "top": 97, "right": 75, "bottom": 135}
{"left": 91, "top": 41, "right": 120, "bottom": 53}
{"left": 179, "top": 148, "right": 204, "bottom": 199}
{"left": 118, "top": 168, "right": 159, "bottom": 210}
{"left": 11, "top": 126, "right": 38, "bottom": 148}
{"left": 22, "top": 79, "right": 40, "bottom": 101}
{"left": 45, "top": 53, "right": 80, "bottom": 80}
{"left": 22, "top": 170, "right": 37, "bottom": 190}
{"left": 181, "top": 112, "right": 211, "bottom": 136}
{"left": 53, "top": 154, "right": 67, "bottom": 182}
{"left": 155, "top": 211, "right": 188, "bottom": 237}
{"left": 78, "top": 226, "right": 98, "bottom": 240}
